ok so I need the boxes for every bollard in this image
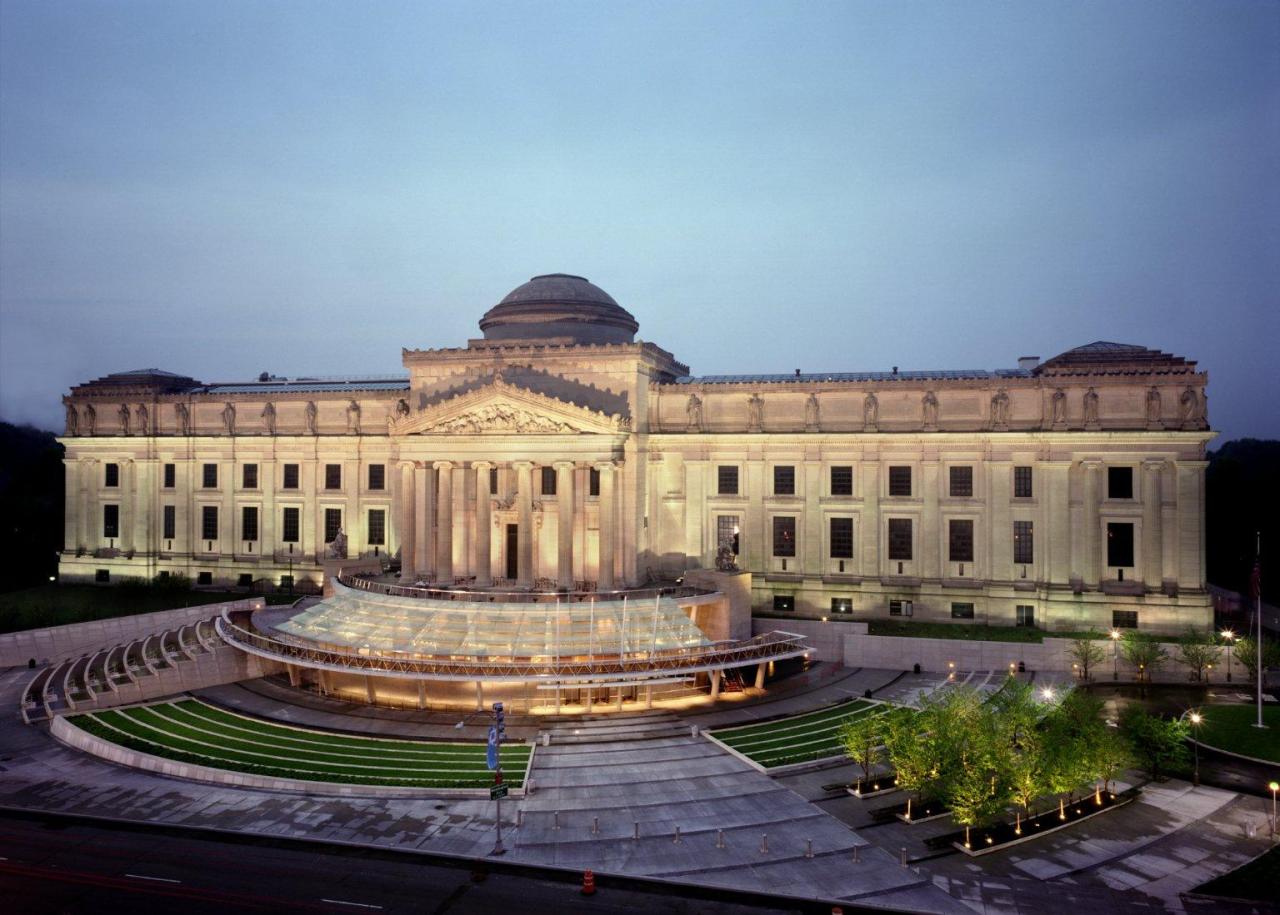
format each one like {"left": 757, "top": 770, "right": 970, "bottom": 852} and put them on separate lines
{"left": 716, "top": 828, "right": 726, "bottom": 849}
{"left": 553, "top": 810, "right": 560, "bottom": 830}
{"left": 805, "top": 838, "right": 814, "bottom": 859}
{"left": 591, "top": 816, "right": 599, "bottom": 835}
{"left": 760, "top": 833, "right": 769, "bottom": 854}
{"left": 516, "top": 809, "right": 523, "bottom": 828}
{"left": 673, "top": 825, "right": 682, "bottom": 844}
{"left": 851, "top": 844, "right": 860, "bottom": 863}
{"left": 833, "top": 908, "right": 845, "bottom": 915}
{"left": 900, "top": 847, "right": 908, "bottom": 867}
{"left": 542, "top": 733, "right": 550, "bottom": 747}
{"left": 581, "top": 869, "right": 596, "bottom": 897}
{"left": 634, "top": 821, "right": 640, "bottom": 840}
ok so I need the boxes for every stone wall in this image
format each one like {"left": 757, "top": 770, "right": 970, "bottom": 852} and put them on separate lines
{"left": 70, "top": 644, "right": 283, "bottom": 712}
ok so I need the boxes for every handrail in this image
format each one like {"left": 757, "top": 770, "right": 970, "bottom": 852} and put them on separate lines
{"left": 337, "top": 572, "right": 714, "bottom": 604}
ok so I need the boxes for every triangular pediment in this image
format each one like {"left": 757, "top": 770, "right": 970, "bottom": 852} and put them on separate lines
{"left": 388, "top": 375, "right": 629, "bottom": 436}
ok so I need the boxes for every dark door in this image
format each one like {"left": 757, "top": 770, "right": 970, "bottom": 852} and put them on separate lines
{"left": 506, "top": 524, "right": 519, "bottom": 580}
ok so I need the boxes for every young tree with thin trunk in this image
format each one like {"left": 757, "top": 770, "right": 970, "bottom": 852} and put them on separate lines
{"left": 1069, "top": 633, "right": 1107, "bottom": 682}
{"left": 1121, "top": 633, "right": 1169, "bottom": 684}
{"left": 1234, "top": 637, "right": 1280, "bottom": 688}
{"left": 1175, "top": 629, "right": 1221, "bottom": 682}
{"left": 1119, "top": 707, "right": 1189, "bottom": 780}
{"left": 840, "top": 709, "right": 886, "bottom": 784}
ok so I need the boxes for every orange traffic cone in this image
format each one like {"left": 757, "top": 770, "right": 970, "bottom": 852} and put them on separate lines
{"left": 581, "top": 869, "right": 596, "bottom": 896}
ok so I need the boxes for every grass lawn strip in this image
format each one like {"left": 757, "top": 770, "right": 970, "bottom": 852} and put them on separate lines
{"left": 94, "top": 709, "right": 503, "bottom": 779}
{"left": 74, "top": 715, "right": 502, "bottom": 788}
{"left": 721, "top": 706, "right": 887, "bottom": 753}
{"left": 164, "top": 701, "right": 529, "bottom": 763}
{"left": 719, "top": 705, "right": 879, "bottom": 746}
{"left": 727, "top": 720, "right": 885, "bottom": 760}
{"left": 1195, "top": 704, "right": 1280, "bottom": 763}
{"left": 709, "top": 700, "right": 870, "bottom": 741}
{"left": 143, "top": 704, "right": 517, "bottom": 772}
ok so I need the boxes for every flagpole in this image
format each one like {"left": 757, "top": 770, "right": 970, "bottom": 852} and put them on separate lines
{"left": 1257, "top": 531, "right": 1265, "bottom": 730}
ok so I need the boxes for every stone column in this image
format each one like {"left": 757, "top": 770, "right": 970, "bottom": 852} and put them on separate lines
{"left": 861, "top": 457, "right": 880, "bottom": 578}
{"left": 473, "top": 461, "right": 493, "bottom": 587}
{"left": 921, "top": 459, "right": 940, "bottom": 579}
{"left": 1082, "top": 460, "right": 1102, "bottom": 588}
{"left": 399, "top": 462, "right": 416, "bottom": 577}
{"left": 556, "top": 461, "right": 575, "bottom": 590}
{"left": 413, "top": 463, "right": 432, "bottom": 578}
{"left": 82, "top": 459, "right": 96, "bottom": 550}
{"left": 1045, "top": 461, "right": 1071, "bottom": 586}
{"left": 120, "top": 459, "right": 135, "bottom": 555}
{"left": 435, "top": 461, "right": 453, "bottom": 582}
{"left": 514, "top": 461, "right": 534, "bottom": 588}
{"left": 1142, "top": 460, "right": 1164, "bottom": 590}
{"left": 64, "top": 459, "right": 79, "bottom": 553}
{"left": 595, "top": 462, "right": 615, "bottom": 590}
{"left": 1160, "top": 462, "right": 1178, "bottom": 587}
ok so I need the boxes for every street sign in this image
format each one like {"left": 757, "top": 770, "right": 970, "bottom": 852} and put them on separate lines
{"left": 490, "top": 783, "right": 509, "bottom": 800}
{"left": 486, "top": 725, "right": 498, "bottom": 770}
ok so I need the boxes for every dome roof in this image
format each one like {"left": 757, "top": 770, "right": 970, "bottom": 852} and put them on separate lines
{"left": 479, "top": 274, "right": 639, "bottom": 344}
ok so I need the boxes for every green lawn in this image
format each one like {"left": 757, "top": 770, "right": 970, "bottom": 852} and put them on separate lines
{"left": 0, "top": 584, "right": 294, "bottom": 634}
{"left": 709, "top": 699, "right": 884, "bottom": 768}
{"left": 70, "top": 698, "right": 529, "bottom": 789}
{"left": 1194, "top": 704, "right": 1280, "bottom": 763}
{"left": 1194, "top": 845, "right": 1280, "bottom": 903}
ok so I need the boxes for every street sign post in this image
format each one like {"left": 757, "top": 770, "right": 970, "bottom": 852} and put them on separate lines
{"left": 490, "top": 702, "right": 506, "bottom": 856}
{"left": 490, "top": 783, "right": 509, "bottom": 800}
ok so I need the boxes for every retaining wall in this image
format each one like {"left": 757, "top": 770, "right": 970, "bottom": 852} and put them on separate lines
{"left": 70, "top": 644, "right": 284, "bottom": 713}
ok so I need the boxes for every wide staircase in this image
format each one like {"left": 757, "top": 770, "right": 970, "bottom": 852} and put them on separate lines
{"left": 539, "top": 710, "right": 690, "bottom": 745}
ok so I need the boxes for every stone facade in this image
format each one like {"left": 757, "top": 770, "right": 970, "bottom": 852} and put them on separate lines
{"left": 58, "top": 275, "right": 1213, "bottom": 633}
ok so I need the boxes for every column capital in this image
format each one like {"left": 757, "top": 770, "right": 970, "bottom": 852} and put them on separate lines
{"left": 1081, "top": 458, "right": 1104, "bottom": 471}
{"left": 592, "top": 461, "right": 616, "bottom": 473}
{"left": 432, "top": 460, "right": 454, "bottom": 471}
{"left": 512, "top": 460, "right": 534, "bottom": 471}
{"left": 1142, "top": 459, "right": 1169, "bottom": 473}
{"left": 472, "top": 460, "right": 494, "bottom": 471}
{"left": 553, "top": 460, "right": 577, "bottom": 471}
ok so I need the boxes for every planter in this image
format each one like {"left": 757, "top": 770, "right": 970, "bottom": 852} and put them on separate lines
{"left": 947, "top": 788, "right": 1139, "bottom": 856}
{"left": 847, "top": 772, "right": 900, "bottom": 798}
{"left": 870, "top": 797, "right": 951, "bottom": 824}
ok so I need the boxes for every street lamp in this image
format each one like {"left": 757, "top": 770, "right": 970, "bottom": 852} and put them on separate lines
{"left": 1270, "top": 781, "right": 1279, "bottom": 838}
{"left": 1110, "top": 629, "right": 1121, "bottom": 681}
{"left": 1188, "top": 712, "right": 1202, "bottom": 786}
{"left": 1221, "top": 629, "right": 1236, "bottom": 683}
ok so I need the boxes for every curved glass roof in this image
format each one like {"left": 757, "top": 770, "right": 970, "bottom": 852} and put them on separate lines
{"left": 271, "top": 581, "right": 713, "bottom": 660}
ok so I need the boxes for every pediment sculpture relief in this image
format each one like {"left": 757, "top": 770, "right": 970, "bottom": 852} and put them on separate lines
{"left": 422, "top": 404, "right": 578, "bottom": 434}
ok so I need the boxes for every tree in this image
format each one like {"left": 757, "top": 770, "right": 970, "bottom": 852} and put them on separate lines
{"left": 840, "top": 710, "right": 886, "bottom": 783}
{"left": 1234, "top": 637, "right": 1280, "bottom": 688}
{"left": 1069, "top": 634, "right": 1107, "bottom": 682}
{"left": 1175, "top": 629, "right": 1222, "bottom": 682}
{"left": 1121, "top": 634, "right": 1169, "bottom": 684}
{"left": 882, "top": 705, "right": 937, "bottom": 803}
{"left": 1005, "top": 724, "right": 1049, "bottom": 816}
{"left": 1119, "top": 707, "right": 1189, "bottom": 780}
{"left": 987, "top": 676, "right": 1039, "bottom": 748}
{"left": 1041, "top": 689, "right": 1106, "bottom": 801}
{"left": 1092, "top": 729, "right": 1134, "bottom": 794}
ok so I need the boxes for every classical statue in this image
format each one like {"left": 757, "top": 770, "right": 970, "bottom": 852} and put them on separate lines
{"left": 261, "top": 402, "right": 277, "bottom": 434}
{"left": 84, "top": 404, "right": 96, "bottom": 435}
{"left": 346, "top": 400, "right": 361, "bottom": 434}
{"left": 175, "top": 402, "right": 190, "bottom": 436}
{"left": 863, "top": 392, "right": 878, "bottom": 429}
{"left": 326, "top": 528, "right": 348, "bottom": 559}
{"left": 136, "top": 403, "right": 149, "bottom": 435}
{"left": 118, "top": 403, "right": 131, "bottom": 435}
{"left": 922, "top": 391, "right": 939, "bottom": 429}
{"left": 1051, "top": 388, "right": 1067, "bottom": 425}
{"left": 305, "top": 401, "right": 318, "bottom": 435}
{"left": 65, "top": 403, "right": 79, "bottom": 436}
{"left": 396, "top": 398, "right": 411, "bottom": 418}
{"left": 686, "top": 393, "right": 704, "bottom": 432}
{"left": 1083, "top": 387, "right": 1100, "bottom": 426}
{"left": 803, "top": 392, "right": 820, "bottom": 431}
{"left": 715, "top": 537, "right": 738, "bottom": 572}
{"left": 1179, "top": 386, "right": 1202, "bottom": 426}
{"left": 990, "top": 388, "right": 1010, "bottom": 428}
{"left": 221, "top": 402, "right": 236, "bottom": 435}
{"left": 747, "top": 393, "right": 764, "bottom": 432}
{"left": 1145, "top": 386, "right": 1162, "bottom": 425}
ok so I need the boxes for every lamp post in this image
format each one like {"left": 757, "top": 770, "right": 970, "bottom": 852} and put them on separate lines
{"left": 1188, "top": 712, "right": 1202, "bottom": 786}
{"left": 1110, "top": 629, "right": 1121, "bottom": 681}
{"left": 1221, "top": 629, "right": 1235, "bottom": 683}
{"left": 1270, "top": 781, "right": 1279, "bottom": 839}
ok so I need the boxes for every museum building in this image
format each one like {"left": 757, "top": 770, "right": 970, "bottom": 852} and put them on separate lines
{"left": 59, "top": 273, "right": 1214, "bottom": 635}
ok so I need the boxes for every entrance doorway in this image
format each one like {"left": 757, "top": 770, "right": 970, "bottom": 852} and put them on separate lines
{"left": 506, "top": 524, "right": 518, "bottom": 580}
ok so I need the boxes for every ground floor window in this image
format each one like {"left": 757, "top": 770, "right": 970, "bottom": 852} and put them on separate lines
{"left": 95, "top": 569, "right": 109, "bottom": 583}
{"left": 772, "top": 516, "right": 796, "bottom": 557}
{"left": 280, "top": 574, "right": 294, "bottom": 589}
{"left": 1106, "top": 522, "right": 1135, "bottom": 568}
{"left": 201, "top": 506, "right": 218, "bottom": 542}
{"left": 162, "top": 505, "right": 176, "bottom": 540}
{"left": 102, "top": 504, "right": 119, "bottom": 539}
{"left": 282, "top": 507, "right": 300, "bottom": 543}
{"left": 888, "top": 599, "right": 913, "bottom": 617}
{"left": 950, "top": 602, "right": 975, "bottom": 620}
{"left": 772, "top": 595, "right": 795, "bottom": 612}
{"left": 242, "top": 506, "right": 259, "bottom": 541}
{"left": 1015, "top": 604, "right": 1035, "bottom": 627}
{"left": 324, "top": 508, "right": 342, "bottom": 544}
{"left": 1112, "top": 609, "right": 1139, "bottom": 629}
{"left": 830, "top": 597, "right": 852, "bottom": 614}
{"left": 717, "top": 515, "right": 740, "bottom": 554}
{"left": 196, "top": 571, "right": 213, "bottom": 585}
{"left": 368, "top": 509, "right": 386, "bottom": 546}
{"left": 237, "top": 573, "right": 252, "bottom": 587}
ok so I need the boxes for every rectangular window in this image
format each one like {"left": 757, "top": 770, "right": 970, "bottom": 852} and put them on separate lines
{"left": 1015, "top": 604, "right": 1035, "bottom": 627}
{"left": 830, "top": 465, "right": 853, "bottom": 496}
{"left": 324, "top": 463, "right": 341, "bottom": 490}
{"left": 949, "top": 466, "right": 973, "bottom": 498}
{"left": 887, "top": 518, "right": 913, "bottom": 561}
{"left": 243, "top": 463, "right": 258, "bottom": 489}
{"left": 242, "top": 506, "right": 259, "bottom": 541}
{"left": 948, "top": 519, "right": 974, "bottom": 563}
{"left": 368, "top": 464, "right": 385, "bottom": 491}
{"left": 102, "top": 504, "right": 119, "bottom": 539}
{"left": 280, "top": 574, "right": 294, "bottom": 589}
{"left": 1112, "top": 609, "right": 1138, "bottom": 629}
{"left": 717, "top": 515, "right": 740, "bottom": 554}
{"left": 773, "top": 465, "right": 795, "bottom": 496}
{"left": 1013, "top": 520, "right": 1034, "bottom": 564}
{"left": 1014, "top": 466, "right": 1033, "bottom": 498}
{"left": 1106, "top": 522, "right": 1135, "bottom": 567}
{"left": 830, "top": 517, "right": 854, "bottom": 559}
{"left": 772, "top": 595, "right": 795, "bottom": 613}
{"left": 324, "top": 508, "right": 342, "bottom": 544}
{"left": 163, "top": 505, "right": 176, "bottom": 540}
{"left": 202, "top": 463, "right": 217, "bottom": 488}
{"left": 283, "top": 463, "right": 299, "bottom": 489}
{"left": 163, "top": 463, "right": 176, "bottom": 488}
{"left": 238, "top": 573, "right": 253, "bottom": 588}
{"left": 281, "top": 507, "right": 300, "bottom": 543}
{"left": 1108, "top": 466, "right": 1134, "bottom": 499}
{"left": 197, "top": 571, "right": 213, "bottom": 586}
{"left": 831, "top": 597, "right": 853, "bottom": 615}
{"left": 201, "top": 506, "right": 218, "bottom": 541}
{"left": 888, "top": 466, "right": 912, "bottom": 497}
{"left": 772, "top": 516, "right": 796, "bottom": 557}
{"left": 588, "top": 467, "right": 600, "bottom": 497}
{"left": 718, "top": 465, "right": 739, "bottom": 495}
{"left": 888, "top": 599, "right": 912, "bottom": 617}
{"left": 368, "top": 509, "right": 386, "bottom": 546}
{"left": 104, "top": 463, "right": 120, "bottom": 487}
{"left": 95, "top": 569, "right": 110, "bottom": 583}
{"left": 951, "top": 602, "right": 975, "bottom": 620}
{"left": 541, "top": 466, "right": 557, "bottom": 496}
{"left": 492, "top": 467, "right": 501, "bottom": 495}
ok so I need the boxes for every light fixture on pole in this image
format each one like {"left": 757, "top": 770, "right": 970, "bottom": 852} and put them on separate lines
{"left": 1188, "top": 711, "right": 1202, "bottom": 786}
{"left": 1110, "top": 629, "right": 1121, "bottom": 681}
{"left": 1221, "top": 629, "right": 1235, "bottom": 683}
{"left": 1270, "top": 781, "right": 1279, "bottom": 838}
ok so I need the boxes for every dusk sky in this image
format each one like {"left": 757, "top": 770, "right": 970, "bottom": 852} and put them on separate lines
{"left": 1, "top": 1, "right": 1276, "bottom": 443}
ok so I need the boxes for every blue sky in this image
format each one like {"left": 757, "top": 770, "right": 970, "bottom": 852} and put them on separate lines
{"left": 1, "top": 1, "right": 1276, "bottom": 442}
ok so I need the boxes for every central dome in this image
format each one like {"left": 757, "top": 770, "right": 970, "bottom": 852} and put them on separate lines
{"left": 479, "top": 274, "right": 639, "bottom": 345}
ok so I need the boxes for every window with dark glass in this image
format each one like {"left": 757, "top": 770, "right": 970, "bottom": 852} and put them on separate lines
{"left": 948, "top": 519, "right": 974, "bottom": 562}
{"left": 951, "top": 602, "right": 975, "bottom": 619}
{"left": 95, "top": 569, "right": 110, "bottom": 583}
{"left": 949, "top": 466, "right": 973, "bottom": 497}
{"left": 718, "top": 465, "right": 739, "bottom": 495}
{"left": 541, "top": 466, "right": 557, "bottom": 495}
{"left": 1108, "top": 466, "right": 1133, "bottom": 499}
{"left": 163, "top": 463, "right": 176, "bottom": 488}
{"left": 196, "top": 571, "right": 212, "bottom": 585}
{"left": 104, "top": 463, "right": 119, "bottom": 488}
{"left": 772, "top": 516, "right": 796, "bottom": 557}
{"left": 1015, "top": 605, "right": 1035, "bottom": 627}
{"left": 888, "top": 466, "right": 912, "bottom": 497}
{"left": 773, "top": 465, "right": 795, "bottom": 496}
{"left": 281, "top": 507, "right": 300, "bottom": 543}
{"left": 1014, "top": 466, "right": 1033, "bottom": 498}
{"left": 162, "top": 505, "right": 176, "bottom": 540}
{"left": 830, "top": 517, "right": 854, "bottom": 559}
{"left": 324, "top": 508, "right": 342, "bottom": 544}
{"left": 1013, "top": 520, "right": 1034, "bottom": 564}
{"left": 368, "top": 464, "right": 385, "bottom": 491}
{"left": 717, "top": 515, "right": 740, "bottom": 554}
{"left": 589, "top": 467, "right": 600, "bottom": 496}
{"left": 830, "top": 465, "right": 853, "bottom": 496}
{"left": 888, "top": 599, "right": 912, "bottom": 616}
{"left": 772, "top": 595, "right": 795, "bottom": 612}
{"left": 103, "top": 504, "right": 119, "bottom": 538}
{"left": 1112, "top": 609, "right": 1138, "bottom": 629}
{"left": 201, "top": 506, "right": 218, "bottom": 541}
{"left": 368, "top": 509, "right": 386, "bottom": 545}
{"left": 1106, "top": 522, "right": 1135, "bottom": 567}
{"left": 243, "top": 463, "right": 258, "bottom": 489}
{"left": 283, "top": 463, "right": 299, "bottom": 489}
{"left": 492, "top": 467, "right": 501, "bottom": 495}
{"left": 831, "top": 597, "right": 853, "bottom": 614}
{"left": 238, "top": 573, "right": 253, "bottom": 588}
{"left": 242, "top": 506, "right": 259, "bottom": 541}
{"left": 202, "top": 463, "right": 217, "bottom": 488}
{"left": 887, "top": 518, "right": 913, "bottom": 560}
{"left": 324, "top": 463, "right": 341, "bottom": 490}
